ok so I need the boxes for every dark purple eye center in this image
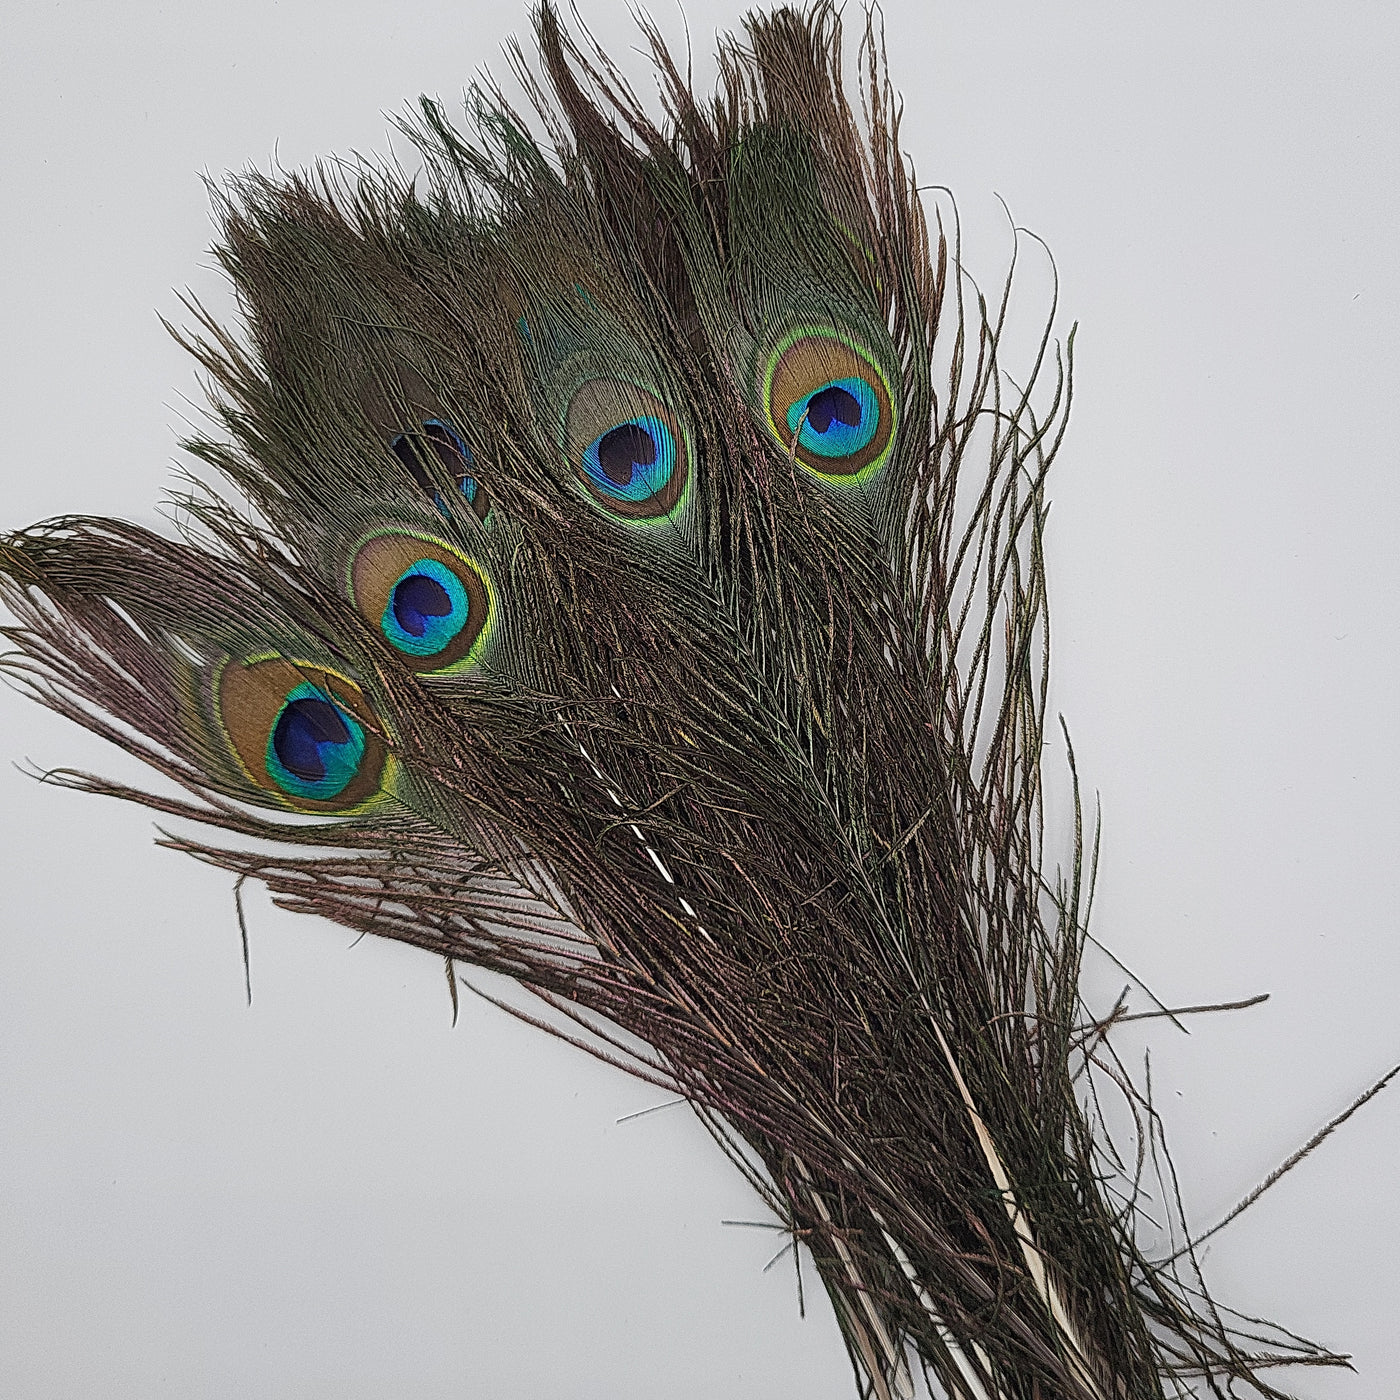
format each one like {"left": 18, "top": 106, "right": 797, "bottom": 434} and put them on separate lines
{"left": 273, "top": 697, "right": 350, "bottom": 780}
{"left": 391, "top": 573, "right": 452, "bottom": 638}
{"left": 597, "top": 422, "right": 657, "bottom": 485}
{"left": 805, "top": 385, "right": 861, "bottom": 434}
{"left": 390, "top": 420, "right": 487, "bottom": 519}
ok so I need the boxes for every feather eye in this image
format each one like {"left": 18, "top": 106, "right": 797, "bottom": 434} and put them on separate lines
{"left": 217, "top": 657, "right": 388, "bottom": 810}
{"left": 349, "top": 531, "right": 491, "bottom": 673}
{"left": 564, "top": 380, "right": 690, "bottom": 519}
{"left": 391, "top": 419, "right": 490, "bottom": 521}
{"left": 764, "top": 331, "right": 896, "bottom": 480}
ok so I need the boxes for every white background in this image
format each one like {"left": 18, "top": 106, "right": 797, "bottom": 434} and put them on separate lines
{"left": 2, "top": 2, "right": 1398, "bottom": 1396}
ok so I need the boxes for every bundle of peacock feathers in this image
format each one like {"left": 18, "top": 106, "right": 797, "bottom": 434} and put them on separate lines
{"left": 0, "top": 5, "right": 1357, "bottom": 1397}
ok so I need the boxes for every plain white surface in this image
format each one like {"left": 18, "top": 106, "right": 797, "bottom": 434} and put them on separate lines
{"left": 2, "top": 3, "right": 1399, "bottom": 1396}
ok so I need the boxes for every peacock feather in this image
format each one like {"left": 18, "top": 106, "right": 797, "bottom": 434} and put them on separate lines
{"left": 3, "top": 4, "right": 1395, "bottom": 1397}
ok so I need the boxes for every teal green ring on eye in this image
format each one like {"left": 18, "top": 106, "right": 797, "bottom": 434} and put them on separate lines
{"left": 379, "top": 557, "right": 473, "bottom": 657}
{"left": 581, "top": 415, "right": 677, "bottom": 503}
{"left": 264, "top": 681, "right": 368, "bottom": 801}
{"left": 785, "top": 376, "right": 880, "bottom": 459}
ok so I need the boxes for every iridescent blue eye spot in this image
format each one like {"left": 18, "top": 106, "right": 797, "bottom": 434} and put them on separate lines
{"left": 350, "top": 534, "right": 490, "bottom": 673}
{"left": 565, "top": 381, "right": 689, "bottom": 519}
{"left": 380, "top": 557, "right": 471, "bottom": 657}
{"left": 392, "top": 420, "right": 489, "bottom": 520}
{"left": 265, "top": 683, "right": 367, "bottom": 801}
{"left": 785, "top": 376, "right": 879, "bottom": 459}
{"left": 421, "top": 421, "right": 471, "bottom": 491}
{"left": 392, "top": 573, "right": 450, "bottom": 635}
{"left": 582, "top": 416, "right": 676, "bottom": 503}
